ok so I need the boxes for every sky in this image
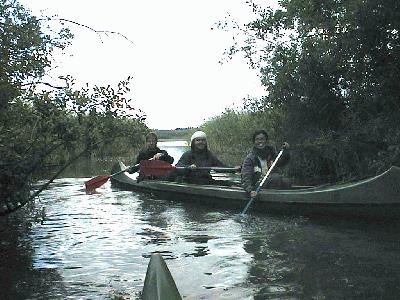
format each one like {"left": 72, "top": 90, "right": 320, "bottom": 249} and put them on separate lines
{"left": 20, "top": 0, "right": 276, "bottom": 129}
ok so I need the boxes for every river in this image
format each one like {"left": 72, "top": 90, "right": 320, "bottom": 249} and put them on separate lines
{"left": 1, "top": 141, "right": 400, "bottom": 299}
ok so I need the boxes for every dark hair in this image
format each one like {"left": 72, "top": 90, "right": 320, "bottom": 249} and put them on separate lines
{"left": 252, "top": 130, "right": 268, "bottom": 142}
{"left": 145, "top": 132, "right": 158, "bottom": 142}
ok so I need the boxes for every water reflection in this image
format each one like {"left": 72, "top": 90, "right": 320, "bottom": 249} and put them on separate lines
{"left": 158, "top": 140, "right": 188, "bottom": 165}
{"left": 0, "top": 210, "right": 65, "bottom": 299}
{"left": 238, "top": 214, "right": 400, "bottom": 299}
{"left": 2, "top": 142, "right": 400, "bottom": 299}
{"left": 3, "top": 177, "right": 400, "bottom": 299}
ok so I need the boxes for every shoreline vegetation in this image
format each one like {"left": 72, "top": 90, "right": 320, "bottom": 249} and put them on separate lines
{"left": 1, "top": 0, "right": 399, "bottom": 216}
{"left": 156, "top": 129, "right": 193, "bottom": 142}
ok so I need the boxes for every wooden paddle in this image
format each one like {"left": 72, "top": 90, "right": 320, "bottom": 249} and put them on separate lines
{"left": 84, "top": 163, "right": 138, "bottom": 192}
{"left": 139, "top": 160, "right": 240, "bottom": 177}
{"left": 240, "top": 149, "right": 284, "bottom": 216}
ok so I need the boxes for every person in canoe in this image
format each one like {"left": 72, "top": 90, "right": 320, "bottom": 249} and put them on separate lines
{"left": 129, "top": 132, "right": 174, "bottom": 174}
{"left": 170, "top": 130, "right": 232, "bottom": 185}
{"left": 241, "top": 129, "right": 291, "bottom": 197}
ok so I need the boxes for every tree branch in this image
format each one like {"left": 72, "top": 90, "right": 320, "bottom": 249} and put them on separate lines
{"left": 21, "top": 81, "right": 65, "bottom": 89}
{"left": 56, "top": 18, "right": 134, "bottom": 45}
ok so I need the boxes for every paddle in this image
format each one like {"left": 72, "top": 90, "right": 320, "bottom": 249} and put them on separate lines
{"left": 139, "top": 160, "right": 240, "bottom": 177}
{"left": 84, "top": 163, "right": 138, "bottom": 192}
{"left": 240, "top": 149, "right": 284, "bottom": 216}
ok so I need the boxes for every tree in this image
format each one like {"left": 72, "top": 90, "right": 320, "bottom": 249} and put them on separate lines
{"left": 219, "top": 0, "right": 400, "bottom": 181}
{"left": 0, "top": 0, "right": 147, "bottom": 216}
{"left": 0, "top": 0, "right": 72, "bottom": 110}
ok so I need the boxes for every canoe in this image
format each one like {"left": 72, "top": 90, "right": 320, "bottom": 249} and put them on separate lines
{"left": 110, "top": 162, "right": 400, "bottom": 220}
{"left": 142, "top": 253, "right": 182, "bottom": 300}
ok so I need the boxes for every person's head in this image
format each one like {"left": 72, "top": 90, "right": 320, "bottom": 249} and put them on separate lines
{"left": 252, "top": 130, "right": 268, "bottom": 150}
{"left": 145, "top": 132, "right": 158, "bottom": 149}
{"left": 190, "top": 130, "right": 207, "bottom": 152}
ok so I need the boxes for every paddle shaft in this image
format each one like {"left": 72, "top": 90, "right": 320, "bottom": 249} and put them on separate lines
{"left": 175, "top": 166, "right": 239, "bottom": 172}
{"left": 240, "top": 149, "right": 284, "bottom": 215}
{"left": 139, "top": 160, "right": 240, "bottom": 177}
{"left": 112, "top": 164, "right": 137, "bottom": 177}
{"left": 106, "top": 163, "right": 140, "bottom": 179}
{"left": 85, "top": 163, "right": 139, "bottom": 192}
{"left": 115, "top": 157, "right": 156, "bottom": 177}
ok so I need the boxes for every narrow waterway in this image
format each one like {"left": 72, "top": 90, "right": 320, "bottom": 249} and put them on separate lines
{"left": 1, "top": 141, "right": 400, "bottom": 299}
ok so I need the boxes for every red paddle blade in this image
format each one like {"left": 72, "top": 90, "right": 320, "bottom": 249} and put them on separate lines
{"left": 85, "top": 175, "right": 110, "bottom": 192}
{"left": 139, "top": 160, "right": 175, "bottom": 177}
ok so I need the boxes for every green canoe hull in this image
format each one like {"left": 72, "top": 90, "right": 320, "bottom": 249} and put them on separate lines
{"left": 110, "top": 162, "right": 400, "bottom": 220}
{"left": 142, "top": 253, "right": 182, "bottom": 300}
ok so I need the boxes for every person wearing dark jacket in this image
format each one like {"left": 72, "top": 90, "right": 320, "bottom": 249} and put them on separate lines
{"left": 241, "top": 129, "right": 291, "bottom": 197}
{"left": 173, "top": 131, "right": 227, "bottom": 184}
{"left": 129, "top": 132, "right": 174, "bottom": 174}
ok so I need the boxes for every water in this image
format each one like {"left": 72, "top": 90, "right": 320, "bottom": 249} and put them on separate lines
{"left": 1, "top": 142, "right": 400, "bottom": 299}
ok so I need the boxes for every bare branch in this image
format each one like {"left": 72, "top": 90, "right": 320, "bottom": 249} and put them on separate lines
{"left": 21, "top": 81, "right": 65, "bottom": 89}
{"left": 56, "top": 18, "right": 135, "bottom": 45}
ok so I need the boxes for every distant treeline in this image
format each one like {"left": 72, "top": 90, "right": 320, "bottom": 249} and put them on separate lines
{"left": 155, "top": 128, "right": 194, "bottom": 141}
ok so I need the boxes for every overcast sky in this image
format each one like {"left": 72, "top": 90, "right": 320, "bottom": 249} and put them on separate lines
{"left": 20, "top": 0, "right": 276, "bottom": 129}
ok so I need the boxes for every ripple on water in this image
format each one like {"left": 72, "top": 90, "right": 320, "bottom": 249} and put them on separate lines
{"left": 4, "top": 175, "right": 399, "bottom": 299}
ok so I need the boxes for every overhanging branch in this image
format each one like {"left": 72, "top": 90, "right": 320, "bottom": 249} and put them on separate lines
{"left": 56, "top": 18, "right": 134, "bottom": 45}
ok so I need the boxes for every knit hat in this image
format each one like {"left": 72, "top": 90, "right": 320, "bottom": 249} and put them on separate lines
{"left": 190, "top": 131, "right": 207, "bottom": 142}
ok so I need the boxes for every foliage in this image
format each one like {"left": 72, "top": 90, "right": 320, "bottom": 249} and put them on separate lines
{"left": 215, "top": 0, "right": 400, "bottom": 182}
{"left": 202, "top": 107, "right": 283, "bottom": 165}
{"left": 0, "top": 0, "right": 72, "bottom": 110}
{"left": 0, "top": 0, "right": 148, "bottom": 215}
{"left": 156, "top": 128, "right": 193, "bottom": 141}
